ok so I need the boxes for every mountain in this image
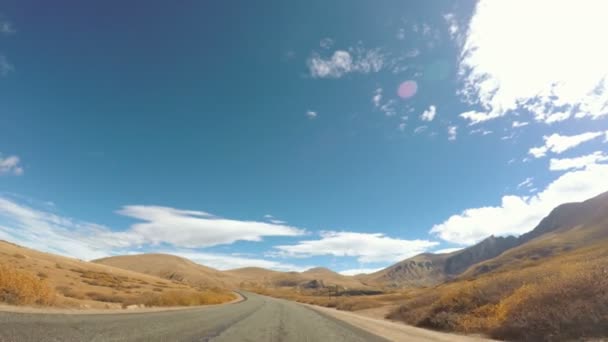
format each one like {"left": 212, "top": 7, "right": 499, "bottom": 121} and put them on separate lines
{"left": 363, "top": 253, "right": 452, "bottom": 287}
{"left": 463, "top": 190, "right": 608, "bottom": 278}
{"left": 364, "top": 236, "right": 519, "bottom": 288}
{"left": 369, "top": 190, "right": 608, "bottom": 287}
{"left": 93, "top": 254, "right": 236, "bottom": 289}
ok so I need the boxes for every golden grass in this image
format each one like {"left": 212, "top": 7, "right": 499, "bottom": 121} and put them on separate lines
{"left": 124, "top": 289, "right": 235, "bottom": 307}
{"left": 0, "top": 264, "right": 56, "bottom": 305}
{"left": 387, "top": 242, "right": 608, "bottom": 341}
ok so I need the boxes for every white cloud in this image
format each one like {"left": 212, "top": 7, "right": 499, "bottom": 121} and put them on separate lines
{"left": 0, "top": 197, "right": 310, "bottom": 271}
{"left": 458, "top": 1, "right": 608, "bottom": 124}
{"left": 528, "top": 132, "right": 605, "bottom": 158}
{"left": 0, "top": 154, "right": 23, "bottom": 175}
{"left": 430, "top": 163, "right": 608, "bottom": 245}
{"left": 274, "top": 231, "right": 438, "bottom": 263}
{"left": 448, "top": 126, "right": 458, "bottom": 141}
{"left": 117, "top": 205, "right": 304, "bottom": 249}
{"left": 398, "top": 123, "right": 406, "bottom": 132}
{"left": 338, "top": 268, "right": 383, "bottom": 276}
{"left": 512, "top": 121, "right": 529, "bottom": 128}
{"left": 420, "top": 105, "right": 437, "bottom": 122}
{"left": 372, "top": 88, "right": 382, "bottom": 108}
{"left": 306, "top": 110, "right": 318, "bottom": 119}
{"left": 550, "top": 151, "right": 608, "bottom": 171}
{"left": 307, "top": 48, "right": 385, "bottom": 78}
{"left": 0, "top": 196, "right": 307, "bottom": 261}
{"left": 0, "top": 55, "right": 14, "bottom": 76}
{"left": 517, "top": 177, "right": 534, "bottom": 189}
{"left": 433, "top": 247, "right": 464, "bottom": 254}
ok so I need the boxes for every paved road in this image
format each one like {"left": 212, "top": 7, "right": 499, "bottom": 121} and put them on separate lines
{"left": 0, "top": 292, "right": 388, "bottom": 342}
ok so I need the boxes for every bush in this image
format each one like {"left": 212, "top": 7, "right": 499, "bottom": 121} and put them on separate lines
{"left": 0, "top": 264, "right": 55, "bottom": 305}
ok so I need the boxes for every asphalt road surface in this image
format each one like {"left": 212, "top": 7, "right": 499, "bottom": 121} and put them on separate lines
{"left": 0, "top": 292, "right": 388, "bottom": 342}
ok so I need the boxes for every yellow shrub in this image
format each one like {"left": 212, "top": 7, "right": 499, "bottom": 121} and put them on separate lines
{"left": 0, "top": 264, "right": 56, "bottom": 305}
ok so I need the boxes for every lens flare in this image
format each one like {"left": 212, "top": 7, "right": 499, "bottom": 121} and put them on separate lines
{"left": 397, "top": 80, "right": 418, "bottom": 99}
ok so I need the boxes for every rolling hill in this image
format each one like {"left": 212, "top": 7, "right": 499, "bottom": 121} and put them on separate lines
{"left": 0, "top": 241, "right": 234, "bottom": 309}
{"left": 94, "top": 254, "right": 235, "bottom": 289}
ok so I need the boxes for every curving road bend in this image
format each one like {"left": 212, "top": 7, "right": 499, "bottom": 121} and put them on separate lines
{"left": 0, "top": 292, "right": 388, "bottom": 342}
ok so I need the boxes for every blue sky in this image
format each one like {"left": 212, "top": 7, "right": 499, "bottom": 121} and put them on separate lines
{"left": 1, "top": 1, "right": 608, "bottom": 274}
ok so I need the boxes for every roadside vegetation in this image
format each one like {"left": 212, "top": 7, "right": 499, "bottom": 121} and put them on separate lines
{"left": 0, "top": 264, "right": 56, "bottom": 305}
{"left": 387, "top": 242, "right": 608, "bottom": 341}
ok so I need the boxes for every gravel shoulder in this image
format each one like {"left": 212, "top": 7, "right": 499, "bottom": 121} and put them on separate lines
{"left": 305, "top": 303, "right": 498, "bottom": 342}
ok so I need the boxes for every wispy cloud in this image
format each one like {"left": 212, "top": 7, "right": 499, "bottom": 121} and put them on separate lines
{"left": 274, "top": 231, "right": 438, "bottom": 263}
{"left": 306, "top": 110, "right": 318, "bottom": 119}
{"left": 512, "top": 121, "right": 529, "bottom": 128}
{"left": 447, "top": 126, "right": 458, "bottom": 141}
{"left": 517, "top": 177, "right": 534, "bottom": 189}
{"left": 372, "top": 88, "right": 382, "bottom": 108}
{"left": 0, "top": 197, "right": 306, "bottom": 264}
{"left": 0, "top": 19, "right": 15, "bottom": 35}
{"left": 319, "top": 37, "right": 334, "bottom": 50}
{"left": 528, "top": 132, "right": 606, "bottom": 158}
{"left": 550, "top": 151, "right": 608, "bottom": 171}
{"left": 0, "top": 154, "right": 23, "bottom": 175}
{"left": 414, "top": 126, "right": 428, "bottom": 134}
{"left": 0, "top": 55, "right": 14, "bottom": 76}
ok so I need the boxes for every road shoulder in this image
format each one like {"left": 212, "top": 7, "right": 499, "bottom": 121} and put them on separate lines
{"left": 303, "top": 303, "right": 496, "bottom": 342}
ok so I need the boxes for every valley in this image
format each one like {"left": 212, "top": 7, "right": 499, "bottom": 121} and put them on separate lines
{"left": 1, "top": 191, "right": 608, "bottom": 341}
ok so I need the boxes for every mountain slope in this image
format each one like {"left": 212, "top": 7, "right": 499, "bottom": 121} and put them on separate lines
{"left": 462, "top": 190, "right": 608, "bottom": 278}
{"left": 370, "top": 190, "right": 608, "bottom": 287}
{"left": 93, "top": 254, "right": 236, "bottom": 289}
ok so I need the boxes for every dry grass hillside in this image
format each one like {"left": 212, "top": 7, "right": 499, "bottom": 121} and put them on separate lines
{"left": 387, "top": 191, "right": 608, "bottom": 341}
{"left": 0, "top": 241, "right": 234, "bottom": 309}
{"left": 94, "top": 254, "right": 236, "bottom": 289}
